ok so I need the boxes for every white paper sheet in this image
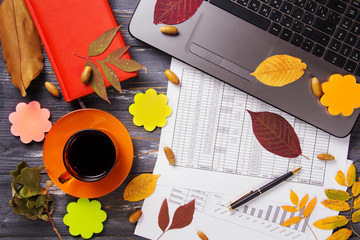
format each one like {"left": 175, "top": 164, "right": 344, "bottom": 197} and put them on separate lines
{"left": 135, "top": 59, "right": 351, "bottom": 240}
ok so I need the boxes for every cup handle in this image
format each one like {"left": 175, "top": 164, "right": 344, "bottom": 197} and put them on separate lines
{"left": 58, "top": 171, "right": 73, "bottom": 183}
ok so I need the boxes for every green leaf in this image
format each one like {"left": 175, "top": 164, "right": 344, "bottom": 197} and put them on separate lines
{"left": 106, "top": 58, "right": 145, "bottom": 73}
{"left": 10, "top": 160, "right": 28, "bottom": 179}
{"left": 313, "top": 215, "right": 349, "bottom": 230}
{"left": 352, "top": 181, "right": 360, "bottom": 197}
{"left": 325, "top": 189, "right": 351, "bottom": 201}
{"left": 99, "top": 61, "right": 122, "bottom": 92}
{"left": 15, "top": 166, "right": 44, "bottom": 198}
{"left": 88, "top": 25, "right": 121, "bottom": 57}
{"left": 352, "top": 210, "right": 360, "bottom": 223}
{"left": 86, "top": 61, "right": 110, "bottom": 103}
{"left": 10, "top": 195, "right": 46, "bottom": 221}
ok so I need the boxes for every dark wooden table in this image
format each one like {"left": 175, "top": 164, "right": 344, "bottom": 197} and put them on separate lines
{"left": 1, "top": 0, "right": 360, "bottom": 239}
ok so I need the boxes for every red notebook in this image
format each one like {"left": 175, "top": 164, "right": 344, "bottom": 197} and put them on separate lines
{"left": 25, "top": 0, "right": 137, "bottom": 102}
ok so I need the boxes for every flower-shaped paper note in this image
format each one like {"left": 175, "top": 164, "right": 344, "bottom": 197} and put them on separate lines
{"left": 129, "top": 89, "right": 172, "bottom": 131}
{"left": 320, "top": 74, "right": 360, "bottom": 116}
{"left": 9, "top": 101, "right": 52, "bottom": 144}
{"left": 63, "top": 198, "right": 107, "bottom": 239}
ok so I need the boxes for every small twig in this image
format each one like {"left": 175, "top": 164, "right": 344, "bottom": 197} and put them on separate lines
{"left": 45, "top": 208, "right": 63, "bottom": 240}
{"left": 72, "top": 52, "right": 89, "bottom": 61}
{"left": 156, "top": 231, "right": 166, "bottom": 240}
{"left": 306, "top": 222, "right": 318, "bottom": 240}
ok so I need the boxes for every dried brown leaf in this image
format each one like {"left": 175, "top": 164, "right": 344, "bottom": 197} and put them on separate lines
{"left": 346, "top": 164, "right": 356, "bottom": 187}
{"left": 106, "top": 58, "right": 145, "bottom": 73}
{"left": 299, "top": 194, "right": 309, "bottom": 211}
{"left": 313, "top": 215, "right": 349, "bottom": 230}
{"left": 99, "top": 61, "right": 121, "bottom": 92}
{"left": 86, "top": 61, "right": 109, "bottom": 103}
{"left": 0, "top": 0, "right": 43, "bottom": 96}
{"left": 168, "top": 199, "right": 195, "bottom": 230}
{"left": 158, "top": 199, "right": 170, "bottom": 232}
{"left": 290, "top": 190, "right": 299, "bottom": 207}
{"left": 303, "top": 197, "right": 317, "bottom": 218}
{"left": 88, "top": 25, "right": 121, "bottom": 57}
{"left": 281, "top": 216, "right": 303, "bottom": 227}
{"left": 321, "top": 199, "right": 351, "bottom": 211}
{"left": 327, "top": 228, "right": 352, "bottom": 240}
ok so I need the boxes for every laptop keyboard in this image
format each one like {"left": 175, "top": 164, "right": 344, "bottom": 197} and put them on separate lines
{"left": 208, "top": 0, "right": 360, "bottom": 77}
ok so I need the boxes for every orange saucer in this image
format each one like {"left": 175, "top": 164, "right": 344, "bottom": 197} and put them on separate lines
{"left": 43, "top": 109, "right": 133, "bottom": 198}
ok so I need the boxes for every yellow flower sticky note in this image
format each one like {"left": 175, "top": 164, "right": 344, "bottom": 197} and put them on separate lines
{"left": 63, "top": 198, "right": 107, "bottom": 239}
{"left": 129, "top": 89, "right": 172, "bottom": 131}
{"left": 320, "top": 74, "right": 360, "bottom": 116}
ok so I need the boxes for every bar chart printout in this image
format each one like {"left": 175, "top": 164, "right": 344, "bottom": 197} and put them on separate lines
{"left": 171, "top": 68, "right": 331, "bottom": 186}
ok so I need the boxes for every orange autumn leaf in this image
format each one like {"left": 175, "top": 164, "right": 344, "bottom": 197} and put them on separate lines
{"left": 282, "top": 205, "right": 299, "bottom": 212}
{"left": 313, "top": 215, "right": 349, "bottom": 230}
{"left": 303, "top": 197, "right": 317, "bottom": 218}
{"left": 346, "top": 164, "right": 356, "bottom": 187}
{"left": 327, "top": 228, "right": 352, "bottom": 240}
{"left": 321, "top": 199, "right": 351, "bottom": 211}
{"left": 290, "top": 190, "right": 299, "bottom": 207}
{"left": 299, "top": 194, "right": 309, "bottom": 211}
{"left": 281, "top": 216, "right": 302, "bottom": 227}
{"left": 250, "top": 55, "right": 307, "bottom": 87}
{"left": 335, "top": 170, "right": 347, "bottom": 187}
{"left": 354, "top": 196, "right": 360, "bottom": 209}
{"left": 123, "top": 174, "right": 160, "bottom": 201}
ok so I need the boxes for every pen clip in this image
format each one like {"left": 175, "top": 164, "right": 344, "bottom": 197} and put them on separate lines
{"left": 229, "top": 190, "right": 254, "bottom": 210}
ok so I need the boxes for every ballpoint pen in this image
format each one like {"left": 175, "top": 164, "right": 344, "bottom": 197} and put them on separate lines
{"left": 229, "top": 167, "right": 302, "bottom": 211}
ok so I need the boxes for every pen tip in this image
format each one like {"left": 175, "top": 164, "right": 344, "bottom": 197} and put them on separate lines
{"left": 292, "top": 167, "right": 302, "bottom": 174}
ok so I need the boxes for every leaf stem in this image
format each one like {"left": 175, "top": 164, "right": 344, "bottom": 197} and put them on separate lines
{"left": 45, "top": 208, "right": 62, "bottom": 240}
{"left": 156, "top": 231, "right": 166, "bottom": 240}
{"left": 72, "top": 52, "right": 89, "bottom": 61}
{"left": 306, "top": 222, "right": 318, "bottom": 240}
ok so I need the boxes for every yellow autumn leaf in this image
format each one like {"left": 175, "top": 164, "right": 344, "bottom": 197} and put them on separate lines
{"left": 250, "top": 55, "right": 307, "bottom": 87}
{"left": 346, "top": 164, "right": 356, "bottom": 187}
{"left": 281, "top": 216, "right": 302, "bottom": 227}
{"left": 290, "top": 190, "right": 299, "bottom": 207}
{"left": 353, "top": 181, "right": 360, "bottom": 197}
{"left": 299, "top": 194, "right": 309, "bottom": 211}
{"left": 327, "top": 228, "right": 352, "bottom": 240}
{"left": 282, "top": 205, "right": 299, "bottom": 212}
{"left": 354, "top": 196, "right": 360, "bottom": 209}
{"left": 325, "top": 189, "right": 351, "bottom": 201}
{"left": 352, "top": 209, "right": 360, "bottom": 222}
{"left": 303, "top": 197, "right": 317, "bottom": 218}
{"left": 313, "top": 215, "right": 349, "bottom": 230}
{"left": 123, "top": 174, "right": 160, "bottom": 201}
{"left": 335, "top": 170, "right": 347, "bottom": 187}
{"left": 321, "top": 199, "right": 351, "bottom": 211}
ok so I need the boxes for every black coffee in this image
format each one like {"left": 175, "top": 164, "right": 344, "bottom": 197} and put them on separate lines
{"left": 63, "top": 129, "right": 116, "bottom": 181}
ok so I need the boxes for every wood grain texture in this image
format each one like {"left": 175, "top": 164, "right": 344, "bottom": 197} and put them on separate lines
{"left": 1, "top": 0, "right": 360, "bottom": 239}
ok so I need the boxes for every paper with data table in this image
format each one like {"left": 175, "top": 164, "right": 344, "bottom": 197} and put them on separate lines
{"left": 154, "top": 58, "right": 350, "bottom": 198}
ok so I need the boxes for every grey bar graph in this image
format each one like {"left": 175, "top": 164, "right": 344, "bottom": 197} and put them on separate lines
{"left": 250, "top": 208, "right": 255, "bottom": 216}
{"left": 243, "top": 205, "right": 248, "bottom": 214}
{"left": 265, "top": 205, "right": 273, "bottom": 221}
{"left": 258, "top": 209, "right": 263, "bottom": 218}
{"left": 280, "top": 209, "right": 287, "bottom": 224}
{"left": 272, "top": 206, "right": 280, "bottom": 223}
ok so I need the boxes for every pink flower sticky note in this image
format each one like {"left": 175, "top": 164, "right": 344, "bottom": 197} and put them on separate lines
{"left": 63, "top": 198, "right": 107, "bottom": 239}
{"left": 9, "top": 101, "right": 52, "bottom": 144}
{"left": 129, "top": 89, "right": 172, "bottom": 131}
{"left": 320, "top": 74, "right": 360, "bottom": 116}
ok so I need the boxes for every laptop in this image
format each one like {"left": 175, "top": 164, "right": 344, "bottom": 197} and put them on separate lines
{"left": 129, "top": 0, "right": 360, "bottom": 137}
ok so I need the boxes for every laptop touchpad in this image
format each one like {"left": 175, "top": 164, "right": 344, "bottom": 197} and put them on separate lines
{"left": 189, "top": 4, "right": 279, "bottom": 73}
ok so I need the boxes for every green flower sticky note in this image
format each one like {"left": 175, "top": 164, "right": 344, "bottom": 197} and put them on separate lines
{"left": 129, "top": 89, "right": 172, "bottom": 131}
{"left": 63, "top": 198, "right": 107, "bottom": 239}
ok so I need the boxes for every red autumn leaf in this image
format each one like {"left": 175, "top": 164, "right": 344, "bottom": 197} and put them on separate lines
{"left": 154, "top": 0, "right": 203, "bottom": 25}
{"left": 168, "top": 199, "right": 195, "bottom": 230}
{"left": 247, "top": 110, "right": 302, "bottom": 158}
{"left": 158, "top": 199, "right": 170, "bottom": 232}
